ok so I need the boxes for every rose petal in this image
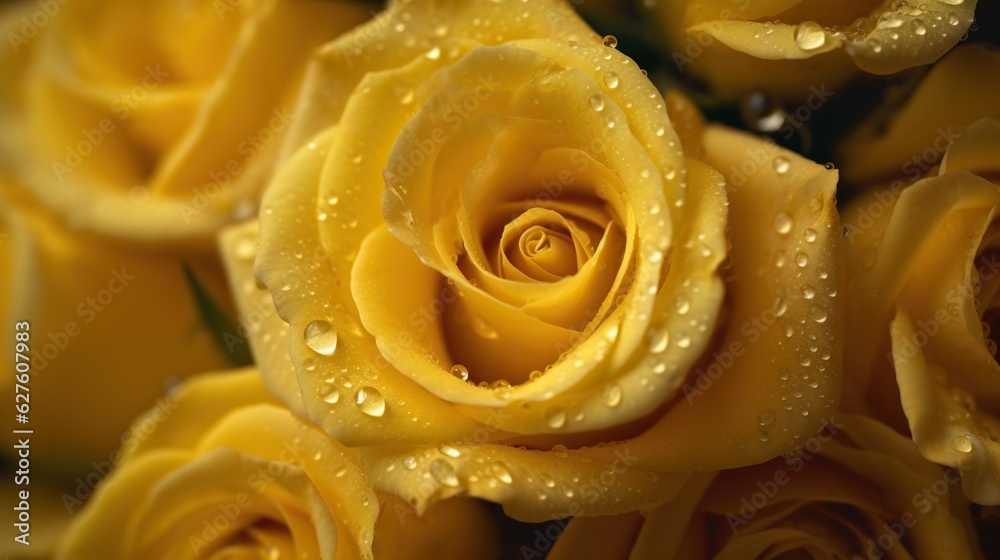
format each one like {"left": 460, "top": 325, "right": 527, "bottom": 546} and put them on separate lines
{"left": 839, "top": 44, "right": 1000, "bottom": 185}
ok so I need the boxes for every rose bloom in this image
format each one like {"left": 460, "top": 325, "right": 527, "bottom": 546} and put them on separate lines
{"left": 221, "top": 0, "right": 844, "bottom": 523}
{"left": 547, "top": 415, "right": 982, "bottom": 560}
{"left": 0, "top": 0, "right": 367, "bottom": 462}
{"left": 842, "top": 44, "right": 1000, "bottom": 504}
{"left": 650, "top": 0, "right": 978, "bottom": 99}
{"left": 57, "top": 369, "right": 499, "bottom": 559}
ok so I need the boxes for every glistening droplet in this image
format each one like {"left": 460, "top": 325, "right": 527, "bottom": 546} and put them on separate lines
{"left": 304, "top": 320, "right": 338, "bottom": 356}
{"left": 794, "top": 21, "right": 827, "bottom": 50}
{"left": 356, "top": 387, "right": 385, "bottom": 417}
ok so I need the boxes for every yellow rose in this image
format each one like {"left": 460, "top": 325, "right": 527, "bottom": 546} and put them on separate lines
{"left": 842, "top": 44, "right": 1000, "bottom": 504}
{"left": 0, "top": 0, "right": 367, "bottom": 463}
{"left": 58, "top": 369, "right": 499, "bottom": 559}
{"left": 0, "top": 0, "right": 370, "bottom": 241}
{"left": 222, "top": 0, "right": 843, "bottom": 522}
{"left": 548, "top": 415, "right": 982, "bottom": 559}
{"left": 649, "top": 0, "right": 978, "bottom": 99}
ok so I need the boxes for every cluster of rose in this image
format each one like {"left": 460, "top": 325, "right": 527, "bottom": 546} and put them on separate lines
{"left": 2, "top": 0, "right": 999, "bottom": 558}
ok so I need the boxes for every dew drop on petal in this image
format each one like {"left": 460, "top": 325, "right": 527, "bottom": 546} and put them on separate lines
{"left": 603, "top": 384, "right": 623, "bottom": 407}
{"left": 952, "top": 434, "right": 973, "bottom": 454}
{"left": 429, "top": 459, "right": 460, "bottom": 487}
{"left": 323, "top": 389, "right": 340, "bottom": 404}
{"left": 545, "top": 406, "right": 567, "bottom": 429}
{"left": 403, "top": 456, "right": 418, "bottom": 470}
{"left": 774, "top": 212, "right": 794, "bottom": 235}
{"left": 304, "top": 320, "right": 338, "bottom": 356}
{"left": 794, "top": 21, "right": 827, "bottom": 50}
{"left": 491, "top": 462, "right": 513, "bottom": 484}
{"left": 588, "top": 94, "right": 605, "bottom": 111}
{"left": 603, "top": 35, "right": 618, "bottom": 48}
{"left": 356, "top": 387, "right": 386, "bottom": 417}
{"left": 647, "top": 328, "right": 669, "bottom": 353}
{"left": 773, "top": 156, "right": 791, "bottom": 174}
{"left": 604, "top": 71, "right": 620, "bottom": 89}
{"left": 450, "top": 364, "right": 469, "bottom": 381}
{"left": 439, "top": 444, "right": 461, "bottom": 458}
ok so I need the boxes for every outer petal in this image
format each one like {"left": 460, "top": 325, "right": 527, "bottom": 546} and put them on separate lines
{"left": 574, "top": 126, "right": 842, "bottom": 471}
{"left": 0, "top": 0, "right": 370, "bottom": 243}
{"left": 0, "top": 183, "right": 231, "bottom": 466}
{"left": 839, "top": 44, "right": 1000, "bottom": 186}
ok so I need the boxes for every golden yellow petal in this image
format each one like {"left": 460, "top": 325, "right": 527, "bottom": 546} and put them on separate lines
{"left": 581, "top": 127, "right": 842, "bottom": 472}
{"left": 839, "top": 44, "right": 1000, "bottom": 185}
{"left": 373, "top": 497, "right": 500, "bottom": 560}
{"left": 356, "top": 441, "right": 690, "bottom": 522}
{"left": 219, "top": 220, "right": 308, "bottom": 417}
{"left": 846, "top": 0, "right": 978, "bottom": 75}
{"left": 255, "top": 128, "right": 485, "bottom": 445}
{"left": 0, "top": 184, "right": 231, "bottom": 464}
{"left": 687, "top": 20, "right": 842, "bottom": 60}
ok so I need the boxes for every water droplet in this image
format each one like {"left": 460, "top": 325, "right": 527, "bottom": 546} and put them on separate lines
{"left": 439, "top": 444, "right": 461, "bottom": 458}
{"left": 603, "top": 35, "right": 618, "bottom": 48}
{"left": 647, "top": 328, "right": 669, "bottom": 353}
{"left": 588, "top": 94, "right": 605, "bottom": 111}
{"left": 429, "top": 459, "right": 460, "bottom": 487}
{"left": 603, "top": 384, "right": 623, "bottom": 407}
{"left": 323, "top": 389, "right": 340, "bottom": 404}
{"left": 773, "top": 156, "right": 791, "bottom": 174}
{"left": 952, "top": 434, "right": 973, "bottom": 453}
{"left": 403, "top": 455, "right": 418, "bottom": 470}
{"left": 356, "top": 387, "right": 385, "bottom": 417}
{"left": 450, "top": 364, "right": 469, "bottom": 381}
{"left": 774, "top": 297, "right": 788, "bottom": 317}
{"left": 795, "top": 253, "right": 810, "bottom": 268}
{"left": 491, "top": 462, "right": 513, "bottom": 484}
{"left": 604, "top": 71, "right": 620, "bottom": 89}
{"left": 801, "top": 285, "right": 816, "bottom": 299}
{"left": 757, "top": 408, "right": 776, "bottom": 426}
{"left": 676, "top": 333, "right": 691, "bottom": 348}
{"left": 395, "top": 85, "right": 415, "bottom": 104}
{"left": 774, "top": 212, "right": 794, "bottom": 235}
{"left": 804, "top": 228, "right": 818, "bottom": 243}
{"left": 939, "top": 0, "right": 964, "bottom": 5}
{"left": 674, "top": 294, "right": 691, "bottom": 314}
{"left": 545, "top": 407, "right": 567, "bottom": 429}
{"left": 794, "top": 21, "right": 827, "bottom": 50}
{"left": 912, "top": 18, "right": 927, "bottom": 35}
{"left": 304, "top": 320, "right": 338, "bottom": 356}
{"left": 759, "top": 431, "right": 770, "bottom": 442}
{"left": 809, "top": 306, "right": 828, "bottom": 323}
